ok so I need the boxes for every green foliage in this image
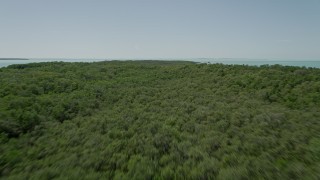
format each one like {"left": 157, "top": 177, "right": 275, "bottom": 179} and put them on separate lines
{"left": 0, "top": 61, "right": 320, "bottom": 179}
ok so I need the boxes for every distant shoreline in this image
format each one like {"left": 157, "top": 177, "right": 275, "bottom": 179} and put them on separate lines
{"left": 0, "top": 58, "right": 29, "bottom": 60}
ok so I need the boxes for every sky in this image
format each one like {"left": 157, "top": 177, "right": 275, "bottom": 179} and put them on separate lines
{"left": 0, "top": 0, "right": 320, "bottom": 59}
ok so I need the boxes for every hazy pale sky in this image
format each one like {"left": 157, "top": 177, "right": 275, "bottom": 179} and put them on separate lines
{"left": 0, "top": 0, "right": 320, "bottom": 59}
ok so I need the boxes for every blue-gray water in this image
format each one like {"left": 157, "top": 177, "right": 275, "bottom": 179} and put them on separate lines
{"left": 0, "top": 58, "right": 320, "bottom": 68}
{"left": 0, "top": 58, "right": 106, "bottom": 68}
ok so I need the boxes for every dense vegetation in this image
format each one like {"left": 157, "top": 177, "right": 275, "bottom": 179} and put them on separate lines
{"left": 0, "top": 61, "right": 320, "bottom": 179}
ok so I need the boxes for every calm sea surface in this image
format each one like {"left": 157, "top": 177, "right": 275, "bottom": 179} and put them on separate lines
{"left": 0, "top": 59, "right": 106, "bottom": 68}
{"left": 0, "top": 58, "right": 320, "bottom": 68}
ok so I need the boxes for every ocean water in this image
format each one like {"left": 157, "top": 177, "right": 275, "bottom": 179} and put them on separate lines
{"left": 0, "top": 58, "right": 106, "bottom": 68}
{"left": 0, "top": 58, "right": 320, "bottom": 68}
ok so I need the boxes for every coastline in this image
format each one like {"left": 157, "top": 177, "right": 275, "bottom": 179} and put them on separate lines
{"left": 0, "top": 58, "right": 29, "bottom": 60}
